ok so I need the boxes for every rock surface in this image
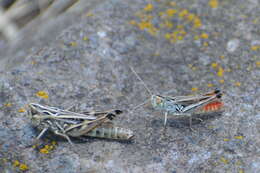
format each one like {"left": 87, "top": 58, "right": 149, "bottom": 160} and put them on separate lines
{"left": 0, "top": 0, "right": 259, "bottom": 172}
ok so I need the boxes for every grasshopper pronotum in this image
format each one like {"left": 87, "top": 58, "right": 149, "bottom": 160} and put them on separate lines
{"left": 130, "top": 66, "right": 224, "bottom": 130}
{"left": 28, "top": 103, "right": 134, "bottom": 145}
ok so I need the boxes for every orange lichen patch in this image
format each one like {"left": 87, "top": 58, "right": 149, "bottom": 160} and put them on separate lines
{"left": 200, "top": 101, "right": 224, "bottom": 113}
{"left": 18, "top": 108, "right": 26, "bottom": 113}
{"left": 36, "top": 91, "right": 49, "bottom": 99}
{"left": 191, "top": 87, "right": 198, "bottom": 92}
{"left": 211, "top": 62, "right": 218, "bottom": 68}
{"left": 200, "top": 33, "right": 209, "bottom": 39}
{"left": 207, "top": 83, "right": 213, "bottom": 87}
{"left": 143, "top": 3, "right": 153, "bottom": 12}
{"left": 234, "top": 82, "right": 241, "bottom": 87}
{"left": 220, "top": 157, "right": 229, "bottom": 164}
{"left": 219, "top": 55, "right": 225, "bottom": 59}
{"left": 217, "top": 66, "right": 224, "bottom": 77}
{"left": 209, "top": 0, "right": 218, "bottom": 8}
{"left": 234, "top": 135, "right": 244, "bottom": 140}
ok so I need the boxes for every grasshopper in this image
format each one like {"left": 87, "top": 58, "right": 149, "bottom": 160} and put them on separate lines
{"left": 28, "top": 103, "right": 133, "bottom": 145}
{"left": 130, "top": 67, "right": 224, "bottom": 130}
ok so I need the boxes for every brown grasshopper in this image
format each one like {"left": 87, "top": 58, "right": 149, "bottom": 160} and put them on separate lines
{"left": 28, "top": 103, "right": 134, "bottom": 145}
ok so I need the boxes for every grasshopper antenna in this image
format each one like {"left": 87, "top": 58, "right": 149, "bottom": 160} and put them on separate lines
{"left": 129, "top": 66, "right": 153, "bottom": 96}
{"left": 128, "top": 66, "right": 153, "bottom": 114}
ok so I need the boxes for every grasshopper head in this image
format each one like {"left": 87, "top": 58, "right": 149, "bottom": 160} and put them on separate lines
{"left": 151, "top": 95, "right": 164, "bottom": 109}
{"left": 27, "top": 103, "right": 44, "bottom": 126}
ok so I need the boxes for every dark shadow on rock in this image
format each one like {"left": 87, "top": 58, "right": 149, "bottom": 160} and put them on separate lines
{"left": 151, "top": 111, "right": 224, "bottom": 129}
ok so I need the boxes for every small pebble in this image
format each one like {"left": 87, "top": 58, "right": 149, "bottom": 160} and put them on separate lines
{"left": 226, "top": 39, "right": 240, "bottom": 52}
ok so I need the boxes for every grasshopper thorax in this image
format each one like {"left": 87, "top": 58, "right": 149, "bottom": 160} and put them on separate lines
{"left": 151, "top": 95, "right": 184, "bottom": 113}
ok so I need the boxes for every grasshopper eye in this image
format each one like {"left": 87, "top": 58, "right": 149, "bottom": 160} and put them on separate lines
{"left": 114, "top": 110, "right": 123, "bottom": 114}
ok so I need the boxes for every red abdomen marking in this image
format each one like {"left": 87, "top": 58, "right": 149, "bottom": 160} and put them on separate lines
{"left": 200, "top": 101, "right": 224, "bottom": 113}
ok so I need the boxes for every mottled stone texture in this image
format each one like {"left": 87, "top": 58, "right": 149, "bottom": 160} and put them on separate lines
{"left": 0, "top": 0, "right": 259, "bottom": 172}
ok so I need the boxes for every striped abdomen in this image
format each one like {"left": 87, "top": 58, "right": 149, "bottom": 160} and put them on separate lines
{"left": 85, "top": 126, "right": 134, "bottom": 140}
{"left": 198, "top": 101, "right": 224, "bottom": 113}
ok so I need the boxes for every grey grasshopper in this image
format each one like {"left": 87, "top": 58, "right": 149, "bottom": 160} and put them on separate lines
{"left": 130, "top": 67, "right": 224, "bottom": 130}
{"left": 28, "top": 103, "right": 134, "bottom": 145}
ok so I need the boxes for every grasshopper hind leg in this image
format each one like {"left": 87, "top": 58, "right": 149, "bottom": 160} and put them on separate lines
{"left": 54, "top": 130, "right": 73, "bottom": 146}
{"left": 164, "top": 112, "right": 168, "bottom": 126}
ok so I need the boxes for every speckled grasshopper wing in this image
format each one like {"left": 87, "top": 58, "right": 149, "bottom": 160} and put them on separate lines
{"left": 130, "top": 66, "right": 224, "bottom": 130}
{"left": 27, "top": 103, "right": 125, "bottom": 145}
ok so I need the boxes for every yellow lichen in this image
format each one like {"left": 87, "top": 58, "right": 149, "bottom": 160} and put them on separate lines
{"left": 19, "top": 164, "right": 29, "bottom": 171}
{"left": 129, "top": 20, "right": 137, "bottom": 25}
{"left": 256, "top": 61, "right": 260, "bottom": 68}
{"left": 4, "top": 103, "right": 12, "bottom": 107}
{"left": 203, "top": 42, "right": 209, "bottom": 47}
{"left": 85, "top": 12, "right": 94, "bottom": 17}
{"left": 193, "top": 17, "right": 202, "bottom": 28}
{"left": 200, "top": 33, "right": 209, "bottom": 39}
{"left": 170, "top": 2, "right": 176, "bottom": 6}
{"left": 217, "top": 66, "right": 224, "bottom": 77}
{"left": 220, "top": 157, "right": 229, "bottom": 164}
{"left": 219, "top": 55, "right": 225, "bottom": 59}
{"left": 18, "top": 108, "right": 26, "bottom": 113}
{"left": 144, "top": 3, "right": 153, "bottom": 12}
{"left": 209, "top": 0, "right": 218, "bottom": 8}
{"left": 187, "top": 13, "right": 195, "bottom": 21}
{"left": 211, "top": 62, "right": 218, "bottom": 68}
{"left": 36, "top": 91, "right": 49, "bottom": 99}
{"left": 239, "top": 169, "right": 244, "bottom": 173}
{"left": 219, "top": 79, "right": 224, "bottom": 84}
{"left": 13, "top": 160, "right": 20, "bottom": 167}
{"left": 166, "top": 9, "right": 177, "bottom": 17}
{"left": 234, "top": 82, "right": 241, "bottom": 87}
{"left": 207, "top": 83, "right": 213, "bottom": 87}
{"left": 179, "top": 9, "right": 189, "bottom": 18}
{"left": 194, "top": 35, "right": 200, "bottom": 40}
{"left": 251, "top": 45, "right": 260, "bottom": 51}
{"left": 40, "top": 148, "right": 49, "bottom": 154}
{"left": 69, "top": 42, "right": 77, "bottom": 47}
{"left": 223, "top": 138, "right": 230, "bottom": 141}
{"left": 83, "top": 36, "right": 89, "bottom": 41}
{"left": 234, "top": 135, "right": 243, "bottom": 140}
{"left": 191, "top": 87, "right": 198, "bottom": 92}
